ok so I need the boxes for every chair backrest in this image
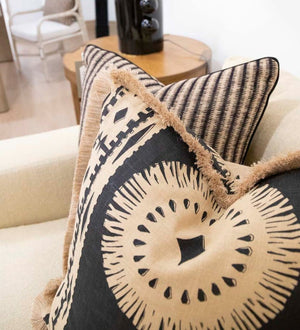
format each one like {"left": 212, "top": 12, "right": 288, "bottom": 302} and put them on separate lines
{"left": 4, "top": 0, "right": 44, "bottom": 17}
{"left": 76, "top": 0, "right": 84, "bottom": 16}
{"left": 3, "top": 0, "right": 44, "bottom": 26}
{"left": 43, "top": 0, "right": 84, "bottom": 15}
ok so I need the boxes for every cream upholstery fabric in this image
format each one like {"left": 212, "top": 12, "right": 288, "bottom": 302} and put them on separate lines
{"left": 0, "top": 217, "right": 67, "bottom": 330}
{"left": 0, "top": 125, "right": 79, "bottom": 228}
{"left": 223, "top": 57, "right": 300, "bottom": 164}
{"left": 11, "top": 20, "right": 80, "bottom": 42}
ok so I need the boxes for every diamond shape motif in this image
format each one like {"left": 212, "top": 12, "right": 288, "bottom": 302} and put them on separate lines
{"left": 177, "top": 235, "right": 205, "bottom": 265}
{"left": 114, "top": 107, "right": 128, "bottom": 123}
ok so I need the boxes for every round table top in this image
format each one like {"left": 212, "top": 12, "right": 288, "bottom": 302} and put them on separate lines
{"left": 63, "top": 34, "right": 211, "bottom": 85}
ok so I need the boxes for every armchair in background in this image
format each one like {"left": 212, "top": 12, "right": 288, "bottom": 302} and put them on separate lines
{"left": 3, "top": 0, "right": 88, "bottom": 79}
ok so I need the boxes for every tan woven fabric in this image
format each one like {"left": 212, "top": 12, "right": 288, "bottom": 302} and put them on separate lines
{"left": 223, "top": 56, "right": 300, "bottom": 164}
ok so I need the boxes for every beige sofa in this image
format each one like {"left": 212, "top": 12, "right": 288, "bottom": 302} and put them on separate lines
{"left": 1, "top": 60, "right": 299, "bottom": 330}
{"left": 0, "top": 126, "right": 79, "bottom": 330}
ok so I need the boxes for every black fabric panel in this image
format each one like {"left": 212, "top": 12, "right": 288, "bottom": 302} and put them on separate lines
{"left": 64, "top": 128, "right": 197, "bottom": 329}
{"left": 260, "top": 169, "right": 300, "bottom": 219}
{"left": 257, "top": 168, "right": 300, "bottom": 329}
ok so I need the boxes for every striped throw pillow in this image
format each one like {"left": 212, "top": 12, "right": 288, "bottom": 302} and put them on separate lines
{"left": 80, "top": 45, "right": 279, "bottom": 163}
{"left": 155, "top": 58, "right": 279, "bottom": 163}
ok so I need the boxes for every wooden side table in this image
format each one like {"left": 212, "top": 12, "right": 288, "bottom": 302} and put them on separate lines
{"left": 63, "top": 34, "right": 212, "bottom": 123}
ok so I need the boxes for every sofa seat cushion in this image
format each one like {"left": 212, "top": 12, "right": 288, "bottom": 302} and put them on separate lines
{"left": 11, "top": 20, "right": 80, "bottom": 42}
{"left": 0, "top": 218, "right": 67, "bottom": 330}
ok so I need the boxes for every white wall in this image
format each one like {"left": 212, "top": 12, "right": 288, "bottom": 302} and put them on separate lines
{"left": 3, "top": 0, "right": 44, "bottom": 14}
{"left": 108, "top": 0, "right": 300, "bottom": 77}
{"left": 5, "top": 0, "right": 300, "bottom": 77}
{"left": 163, "top": 0, "right": 300, "bottom": 77}
{"left": 81, "top": 0, "right": 95, "bottom": 21}
{"left": 81, "top": 0, "right": 115, "bottom": 21}
{"left": 108, "top": 0, "right": 116, "bottom": 21}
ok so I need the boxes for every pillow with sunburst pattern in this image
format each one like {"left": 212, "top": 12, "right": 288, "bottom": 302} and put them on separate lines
{"left": 33, "top": 70, "right": 300, "bottom": 330}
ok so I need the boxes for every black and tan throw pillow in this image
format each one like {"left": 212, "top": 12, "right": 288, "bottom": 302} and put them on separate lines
{"left": 81, "top": 45, "right": 279, "bottom": 164}
{"left": 70, "top": 49, "right": 279, "bottom": 278}
{"left": 33, "top": 70, "right": 300, "bottom": 330}
{"left": 64, "top": 54, "right": 164, "bottom": 275}
{"left": 69, "top": 48, "right": 279, "bottom": 278}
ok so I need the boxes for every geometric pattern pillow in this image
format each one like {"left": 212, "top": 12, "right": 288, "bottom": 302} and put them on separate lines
{"left": 80, "top": 44, "right": 163, "bottom": 130}
{"left": 45, "top": 71, "right": 300, "bottom": 330}
{"left": 81, "top": 45, "right": 279, "bottom": 163}
{"left": 68, "top": 49, "right": 279, "bottom": 282}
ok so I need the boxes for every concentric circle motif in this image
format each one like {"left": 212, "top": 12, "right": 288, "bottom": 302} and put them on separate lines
{"left": 101, "top": 161, "right": 300, "bottom": 330}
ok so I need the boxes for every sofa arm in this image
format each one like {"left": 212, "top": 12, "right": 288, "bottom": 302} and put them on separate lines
{"left": 0, "top": 126, "right": 79, "bottom": 229}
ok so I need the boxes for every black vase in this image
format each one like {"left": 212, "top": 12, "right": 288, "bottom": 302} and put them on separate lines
{"left": 115, "top": 0, "right": 163, "bottom": 55}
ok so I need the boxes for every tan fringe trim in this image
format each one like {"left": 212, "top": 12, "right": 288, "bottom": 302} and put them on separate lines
{"left": 229, "top": 150, "right": 300, "bottom": 204}
{"left": 31, "top": 278, "right": 63, "bottom": 330}
{"left": 34, "top": 72, "right": 113, "bottom": 330}
{"left": 63, "top": 71, "right": 112, "bottom": 274}
{"left": 110, "top": 70, "right": 232, "bottom": 208}
{"left": 110, "top": 70, "right": 300, "bottom": 207}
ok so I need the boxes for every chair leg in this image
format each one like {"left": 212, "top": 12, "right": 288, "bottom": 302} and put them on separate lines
{"left": 82, "top": 27, "right": 89, "bottom": 43}
{"left": 78, "top": 18, "right": 89, "bottom": 43}
{"left": 59, "top": 41, "right": 65, "bottom": 57}
{"left": 39, "top": 46, "right": 49, "bottom": 81}
{"left": 12, "top": 38, "right": 21, "bottom": 71}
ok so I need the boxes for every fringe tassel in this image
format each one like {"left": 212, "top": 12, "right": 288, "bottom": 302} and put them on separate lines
{"left": 109, "top": 70, "right": 300, "bottom": 208}
{"left": 33, "top": 71, "right": 113, "bottom": 329}
{"left": 62, "top": 71, "right": 112, "bottom": 274}
{"left": 31, "top": 278, "right": 62, "bottom": 330}
{"left": 230, "top": 150, "right": 300, "bottom": 204}
{"left": 110, "top": 70, "right": 231, "bottom": 208}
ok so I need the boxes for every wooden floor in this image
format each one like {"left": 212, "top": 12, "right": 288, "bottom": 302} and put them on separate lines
{"left": 0, "top": 53, "right": 76, "bottom": 140}
{"left": 0, "top": 21, "right": 116, "bottom": 140}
